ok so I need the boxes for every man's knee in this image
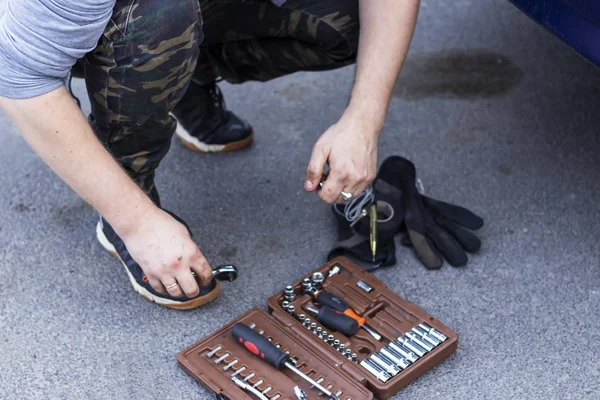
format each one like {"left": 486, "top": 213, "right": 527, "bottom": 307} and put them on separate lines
{"left": 312, "top": 0, "right": 360, "bottom": 60}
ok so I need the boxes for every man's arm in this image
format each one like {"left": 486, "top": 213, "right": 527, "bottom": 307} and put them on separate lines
{"left": 0, "top": 88, "right": 214, "bottom": 295}
{"left": 349, "top": 0, "right": 420, "bottom": 131}
{"left": 0, "top": 0, "right": 213, "bottom": 296}
{"left": 305, "top": 0, "right": 420, "bottom": 202}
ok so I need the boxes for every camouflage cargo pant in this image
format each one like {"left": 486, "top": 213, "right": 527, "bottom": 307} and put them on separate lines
{"left": 83, "top": 0, "right": 359, "bottom": 197}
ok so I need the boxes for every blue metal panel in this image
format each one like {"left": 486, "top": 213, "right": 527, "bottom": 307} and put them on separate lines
{"left": 508, "top": 0, "right": 600, "bottom": 67}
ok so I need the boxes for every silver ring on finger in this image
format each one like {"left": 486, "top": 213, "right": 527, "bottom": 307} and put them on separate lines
{"left": 165, "top": 281, "right": 179, "bottom": 290}
{"left": 340, "top": 191, "right": 353, "bottom": 201}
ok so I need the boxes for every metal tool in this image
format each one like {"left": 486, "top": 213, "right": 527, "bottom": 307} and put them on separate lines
{"left": 294, "top": 386, "right": 308, "bottom": 400}
{"left": 311, "top": 289, "right": 382, "bottom": 341}
{"left": 351, "top": 354, "right": 358, "bottom": 363}
{"left": 214, "top": 353, "right": 230, "bottom": 364}
{"left": 360, "top": 359, "right": 391, "bottom": 383}
{"left": 310, "top": 322, "right": 317, "bottom": 333}
{"left": 262, "top": 386, "right": 272, "bottom": 395}
{"left": 298, "top": 314, "right": 306, "bottom": 323}
{"left": 397, "top": 336, "right": 426, "bottom": 357}
{"left": 406, "top": 331, "right": 433, "bottom": 352}
{"left": 356, "top": 280, "right": 373, "bottom": 293}
{"left": 285, "top": 286, "right": 294, "bottom": 296}
{"left": 253, "top": 380, "right": 264, "bottom": 388}
{"left": 271, "top": 395, "right": 280, "bottom": 400}
{"left": 369, "top": 204, "right": 377, "bottom": 262}
{"left": 418, "top": 323, "right": 448, "bottom": 342}
{"left": 344, "top": 349, "right": 352, "bottom": 358}
{"left": 327, "top": 335, "right": 335, "bottom": 344}
{"left": 389, "top": 341, "right": 419, "bottom": 363}
{"left": 316, "top": 327, "right": 322, "bottom": 336}
{"left": 412, "top": 326, "right": 441, "bottom": 347}
{"left": 210, "top": 265, "right": 239, "bottom": 282}
{"left": 233, "top": 323, "right": 340, "bottom": 399}
{"left": 302, "top": 279, "right": 313, "bottom": 294}
{"left": 371, "top": 353, "right": 400, "bottom": 376}
{"left": 287, "top": 305, "right": 296, "bottom": 317}
{"left": 334, "top": 390, "right": 343, "bottom": 398}
{"left": 282, "top": 301, "right": 290, "bottom": 311}
{"left": 223, "top": 360, "right": 238, "bottom": 371}
{"left": 380, "top": 347, "right": 410, "bottom": 370}
{"left": 243, "top": 372, "right": 255, "bottom": 382}
{"left": 232, "top": 376, "right": 269, "bottom": 400}
{"left": 231, "top": 366, "right": 246, "bottom": 377}
{"left": 321, "top": 330, "right": 328, "bottom": 339}
{"left": 206, "top": 345, "right": 222, "bottom": 358}
{"left": 328, "top": 265, "right": 340, "bottom": 277}
{"left": 339, "top": 344, "right": 345, "bottom": 353}
{"left": 311, "top": 272, "right": 325, "bottom": 289}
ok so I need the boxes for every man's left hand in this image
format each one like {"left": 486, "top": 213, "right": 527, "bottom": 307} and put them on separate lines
{"left": 304, "top": 110, "right": 380, "bottom": 203}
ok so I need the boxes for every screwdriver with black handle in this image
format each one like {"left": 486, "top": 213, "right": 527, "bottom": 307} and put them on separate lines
{"left": 304, "top": 305, "right": 359, "bottom": 336}
{"left": 232, "top": 323, "right": 340, "bottom": 400}
{"left": 312, "top": 290, "right": 382, "bottom": 341}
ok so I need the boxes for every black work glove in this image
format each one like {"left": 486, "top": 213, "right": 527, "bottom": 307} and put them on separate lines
{"left": 376, "top": 156, "right": 484, "bottom": 269}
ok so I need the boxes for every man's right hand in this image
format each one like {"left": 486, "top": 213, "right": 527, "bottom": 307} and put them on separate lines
{"left": 121, "top": 207, "right": 213, "bottom": 298}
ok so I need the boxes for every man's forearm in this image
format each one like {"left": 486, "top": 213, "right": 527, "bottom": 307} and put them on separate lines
{"left": 0, "top": 86, "right": 156, "bottom": 237}
{"left": 347, "top": 0, "right": 420, "bottom": 130}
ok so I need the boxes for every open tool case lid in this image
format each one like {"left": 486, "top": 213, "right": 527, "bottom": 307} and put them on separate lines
{"left": 177, "top": 257, "right": 458, "bottom": 400}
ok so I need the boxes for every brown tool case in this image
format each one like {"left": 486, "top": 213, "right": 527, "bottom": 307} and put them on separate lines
{"left": 177, "top": 256, "right": 458, "bottom": 400}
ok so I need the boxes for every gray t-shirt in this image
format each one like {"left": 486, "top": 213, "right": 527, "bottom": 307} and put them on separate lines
{"left": 0, "top": 0, "right": 285, "bottom": 100}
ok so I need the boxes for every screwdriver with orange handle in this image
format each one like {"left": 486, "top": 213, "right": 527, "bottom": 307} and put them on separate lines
{"left": 311, "top": 289, "right": 382, "bottom": 341}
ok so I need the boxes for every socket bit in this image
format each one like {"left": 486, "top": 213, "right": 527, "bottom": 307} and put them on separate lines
{"left": 328, "top": 265, "right": 340, "bottom": 277}
{"left": 285, "top": 294, "right": 296, "bottom": 302}
{"left": 321, "top": 330, "right": 328, "bottom": 339}
{"left": 397, "top": 336, "right": 426, "bottom": 357}
{"left": 412, "top": 326, "right": 441, "bottom": 347}
{"left": 371, "top": 353, "right": 401, "bottom": 376}
{"left": 282, "top": 301, "right": 290, "bottom": 310}
{"left": 287, "top": 305, "right": 296, "bottom": 316}
{"left": 419, "top": 323, "right": 448, "bottom": 342}
{"left": 311, "top": 272, "right": 325, "bottom": 288}
{"left": 339, "top": 344, "right": 345, "bottom": 353}
{"left": 352, "top": 354, "right": 358, "bottom": 362}
{"left": 389, "top": 341, "right": 419, "bottom": 363}
{"left": 316, "top": 327, "right": 322, "bottom": 336}
{"left": 333, "top": 339, "right": 340, "bottom": 349}
{"left": 344, "top": 349, "right": 352, "bottom": 357}
{"left": 406, "top": 331, "right": 434, "bottom": 352}
{"left": 327, "top": 335, "right": 335, "bottom": 344}
{"left": 298, "top": 314, "right": 306, "bottom": 322}
{"left": 347, "top": 353, "right": 353, "bottom": 360}
{"left": 206, "top": 345, "right": 222, "bottom": 358}
{"left": 381, "top": 347, "right": 410, "bottom": 370}
{"left": 303, "top": 318, "right": 311, "bottom": 327}
{"left": 285, "top": 285, "right": 294, "bottom": 294}
{"left": 360, "top": 359, "right": 391, "bottom": 383}
{"left": 310, "top": 322, "right": 317, "bottom": 333}
{"left": 356, "top": 280, "right": 373, "bottom": 293}
{"left": 214, "top": 353, "right": 230, "bottom": 364}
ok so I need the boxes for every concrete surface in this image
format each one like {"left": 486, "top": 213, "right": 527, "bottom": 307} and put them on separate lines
{"left": 1, "top": 1, "right": 600, "bottom": 399}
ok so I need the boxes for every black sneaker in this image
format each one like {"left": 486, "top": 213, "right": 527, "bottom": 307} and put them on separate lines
{"left": 95, "top": 211, "right": 220, "bottom": 310}
{"left": 172, "top": 80, "right": 253, "bottom": 153}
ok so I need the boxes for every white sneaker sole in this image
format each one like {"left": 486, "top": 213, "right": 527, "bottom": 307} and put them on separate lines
{"left": 172, "top": 113, "right": 253, "bottom": 153}
{"left": 96, "top": 222, "right": 219, "bottom": 310}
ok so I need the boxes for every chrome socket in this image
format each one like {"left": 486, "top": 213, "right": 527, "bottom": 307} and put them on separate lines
{"left": 287, "top": 305, "right": 296, "bottom": 317}
{"left": 412, "top": 326, "right": 441, "bottom": 347}
{"left": 380, "top": 347, "right": 410, "bottom": 370}
{"left": 419, "top": 323, "right": 448, "bottom": 342}
{"left": 310, "top": 322, "right": 317, "bottom": 333}
{"left": 327, "top": 335, "right": 335, "bottom": 344}
{"left": 360, "top": 359, "right": 391, "bottom": 383}
{"left": 338, "top": 344, "right": 345, "bottom": 353}
{"left": 406, "top": 331, "right": 433, "bottom": 352}
{"left": 311, "top": 272, "right": 325, "bottom": 289}
{"left": 298, "top": 314, "right": 306, "bottom": 323}
{"left": 333, "top": 339, "right": 340, "bottom": 349}
{"left": 328, "top": 265, "right": 340, "bottom": 277}
{"left": 397, "top": 336, "right": 427, "bottom": 357}
{"left": 389, "top": 341, "right": 419, "bottom": 363}
{"left": 371, "top": 353, "right": 401, "bottom": 376}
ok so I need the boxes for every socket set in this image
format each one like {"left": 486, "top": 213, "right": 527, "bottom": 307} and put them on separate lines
{"left": 178, "top": 257, "right": 457, "bottom": 399}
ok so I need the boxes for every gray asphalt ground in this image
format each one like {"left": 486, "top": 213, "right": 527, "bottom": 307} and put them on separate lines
{"left": 1, "top": 1, "right": 600, "bottom": 399}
